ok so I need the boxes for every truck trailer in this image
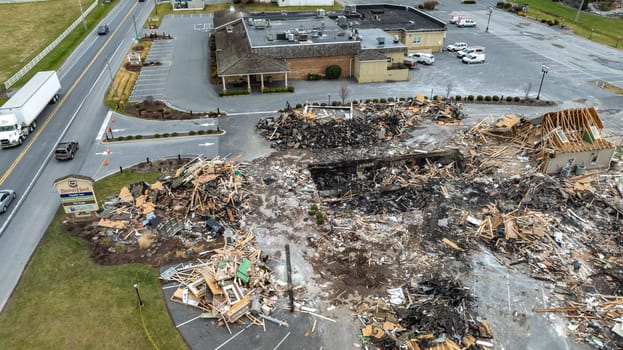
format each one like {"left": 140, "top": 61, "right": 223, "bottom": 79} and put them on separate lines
{"left": 0, "top": 71, "right": 61, "bottom": 147}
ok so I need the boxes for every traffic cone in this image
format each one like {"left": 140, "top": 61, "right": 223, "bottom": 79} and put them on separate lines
{"left": 103, "top": 159, "right": 109, "bottom": 166}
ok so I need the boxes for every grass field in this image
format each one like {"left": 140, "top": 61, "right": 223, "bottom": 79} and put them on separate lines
{"left": 0, "top": 0, "right": 114, "bottom": 87}
{"left": 514, "top": 0, "right": 623, "bottom": 48}
{"left": 0, "top": 170, "right": 188, "bottom": 350}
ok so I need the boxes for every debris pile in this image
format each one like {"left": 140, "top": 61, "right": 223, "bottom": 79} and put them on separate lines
{"left": 356, "top": 279, "right": 494, "bottom": 350}
{"left": 256, "top": 97, "right": 465, "bottom": 150}
{"left": 160, "top": 230, "right": 286, "bottom": 332}
{"left": 94, "top": 156, "right": 250, "bottom": 262}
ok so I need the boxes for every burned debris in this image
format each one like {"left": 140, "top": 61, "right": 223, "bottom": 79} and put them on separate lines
{"left": 256, "top": 98, "right": 465, "bottom": 150}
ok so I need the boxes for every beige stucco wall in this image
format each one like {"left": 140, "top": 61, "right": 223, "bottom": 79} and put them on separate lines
{"left": 354, "top": 60, "right": 409, "bottom": 83}
{"left": 543, "top": 149, "right": 615, "bottom": 174}
{"left": 386, "top": 51, "right": 406, "bottom": 64}
{"left": 388, "top": 31, "right": 445, "bottom": 53}
{"left": 355, "top": 60, "right": 387, "bottom": 83}
{"left": 286, "top": 56, "right": 352, "bottom": 80}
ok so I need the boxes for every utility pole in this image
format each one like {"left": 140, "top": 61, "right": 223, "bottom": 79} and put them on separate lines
{"left": 154, "top": 0, "right": 158, "bottom": 15}
{"left": 486, "top": 7, "right": 493, "bottom": 33}
{"left": 536, "top": 65, "right": 549, "bottom": 100}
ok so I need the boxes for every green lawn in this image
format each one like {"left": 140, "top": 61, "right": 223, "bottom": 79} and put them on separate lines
{"left": 0, "top": 0, "right": 115, "bottom": 87}
{"left": 0, "top": 170, "right": 188, "bottom": 350}
{"left": 513, "top": 0, "right": 623, "bottom": 48}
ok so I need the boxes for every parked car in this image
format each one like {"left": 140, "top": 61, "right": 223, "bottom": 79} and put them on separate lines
{"left": 449, "top": 15, "right": 467, "bottom": 24}
{"left": 0, "top": 189, "right": 16, "bottom": 213}
{"left": 407, "top": 53, "right": 435, "bottom": 65}
{"left": 446, "top": 42, "right": 468, "bottom": 52}
{"left": 463, "top": 53, "right": 486, "bottom": 64}
{"left": 457, "top": 19, "right": 477, "bottom": 27}
{"left": 97, "top": 25, "right": 110, "bottom": 35}
{"left": 457, "top": 46, "right": 485, "bottom": 58}
{"left": 54, "top": 140, "right": 79, "bottom": 160}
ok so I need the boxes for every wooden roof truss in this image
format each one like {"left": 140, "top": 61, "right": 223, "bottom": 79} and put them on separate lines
{"left": 541, "top": 107, "right": 613, "bottom": 154}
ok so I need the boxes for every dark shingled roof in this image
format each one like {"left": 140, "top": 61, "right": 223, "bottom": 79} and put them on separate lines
{"left": 213, "top": 9, "right": 249, "bottom": 29}
{"left": 219, "top": 54, "right": 289, "bottom": 76}
{"left": 214, "top": 19, "right": 288, "bottom": 76}
{"left": 356, "top": 49, "right": 389, "bottom": 61}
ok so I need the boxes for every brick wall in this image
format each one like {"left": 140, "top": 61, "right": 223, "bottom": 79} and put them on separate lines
{"left": 286, "top": 56, "right": 353, "bottom": 80}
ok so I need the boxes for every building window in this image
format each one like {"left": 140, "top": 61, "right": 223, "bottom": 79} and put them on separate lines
{"left": 386, "top": 57, "right": 392, "bottom": 63}
{"left": 412, "top": 37, "right": 421, "bottom": 44}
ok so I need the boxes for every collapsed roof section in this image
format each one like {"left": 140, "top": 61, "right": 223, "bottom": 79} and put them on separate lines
{"left": 540, "top": 107, "right": 616, "bottom": 174}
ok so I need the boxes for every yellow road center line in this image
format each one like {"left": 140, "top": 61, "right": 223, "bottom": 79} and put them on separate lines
{"left": 0, "top": 3, "right": 139, "bottom": 186}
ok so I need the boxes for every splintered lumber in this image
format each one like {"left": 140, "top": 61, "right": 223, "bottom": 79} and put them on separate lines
{"left": 224, "top": 294, "right": 251, "bottom": 323}
{"left": 119, "top": 186, "right": 133, "bottom": 202}
{"left": 442, "top": 238, "right": 464, "bottom": 251}
{"left": 97, "top": 218, "right": 128, "bottom": 229}
{"left": 533, "top": 307, "right": 579, "bottom": 313}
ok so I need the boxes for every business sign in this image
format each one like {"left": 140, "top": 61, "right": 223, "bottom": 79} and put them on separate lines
{"left": 53, "top": 175, "right": 99, "bottom": 215}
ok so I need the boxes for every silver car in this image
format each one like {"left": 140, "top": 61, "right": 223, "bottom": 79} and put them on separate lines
{"left": 0, "top": 189, "right": 16, "bottom": 213}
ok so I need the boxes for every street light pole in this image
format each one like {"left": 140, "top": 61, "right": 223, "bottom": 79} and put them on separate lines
{"left": 536, "top": 65, "right": 549, "bottom": 100}
{"left": 486, "top": 7, "right": 493, "bottom": 33}
{"left": 132, "top": 15, "right": 139, "bottom": 39}
{"left": 154, "top": 0, "right": 158, "bottom": 15}
{"left": 328, "top": 93, "right": 331, "bottom": 105}
{"left": 105, "top": 57, "right": 116, "bottom": 97}
{"left": 133, "top": 283, "right": 144, "bottom": 307}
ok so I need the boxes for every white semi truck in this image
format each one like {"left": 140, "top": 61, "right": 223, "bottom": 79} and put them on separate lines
{"left": 0, "top": 71, "right": 61, "bottom": 148}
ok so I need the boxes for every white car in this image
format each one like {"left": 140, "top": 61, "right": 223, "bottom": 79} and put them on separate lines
{"left": 446, "top": 42, "right": 468, "bottom": 52}
{"left": 462, "top": 53, "right": 486, "bottom": 64}
{"left": 457, "top": 19, "right": 477, "bottom": 27}
{"left": 407, "top": 53, "right": 435, "bottom": 65}
{"left": 457, "top": 46, "right": 485, "bottom": 58}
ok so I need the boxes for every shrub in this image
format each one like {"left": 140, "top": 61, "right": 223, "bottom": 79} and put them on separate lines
{"left": 135, "top": 135, "right": 143, "bottom": 139}
{"left": 262, "top": 86, "right": 295, "bottom": 93}
{"left": 476, "top": 95, "right": 484, "bottom": 101}
{"left": 506, "top": 96, "right": 513, "bottom": 102}
{"left": 433, "top": 95, "right": 439, "bottom": 101}
{"left": 154, "top": 133, "right": 161, "bottom": 138}
{"left": 295, "top": 103, "right": 303, "bottom": 108}
{"left": 197, "top": 130, "right": 206, "bottom": 135}
{"left": 380, "top": 98, "right": 387, "bottom": 103}
{"left": 116, "top": 136, "right": 125, "bottom": 141}
{"left": 189, "top": 130, "right": 196, "bottom": 136}
{"left": 307, "top": 73, "right": 322, "bottom": 81}
{"left": 496, "top": 1, "right": 505, "bottom": 8}
{"left": 171, "top": 132, "right": 178, "bottom": 137}
{"left": 372, "top": 98, "right": 379, "bottom": 103}
{"left": 492, "top": 95, "right": 500, "bottom": 101}
{"left": 352, "top": 100, "right": 359, "bottom": 104}
{"left": 462, "top": 0, "right": 476, "bottom": 4}
{"left": 418, "top": 4, "right": 424, "bottom": 9}
{"left": 162, "top": 133, "right": 170, "bottom": 137}
{"left": 315, "top": 213, "right": 325, "bottom": 225}
{"left": 387, "top": 97, "right": 394, "bottom": 102}
{"left": 365, "top": 99, "right": 372, "bottom": 104}
{"left": 514, "top": 96, "right": 521, "bottom": 102}
{"left": 325, "top": 65, "right": 341, "bottom": 80}
{"left": 219, "top": 89, "right": 250, "bottom": 96}
{"left": 423, "top": 1, "right": 438, "bottom": 10}
{"left": 320, "top": 103, "right": 327, "bottom": 106}
{"left": 484, "top": 95, "right": 492, "bottom": 101}
{"left": 467, "top": 95, "right": 474, "bottom": 101}
{"left": 399, "top": 97, "right": 406, "bottom": 101}
{"left": 206, "top": 130, "right": 215, "bottom": 134}
{"left": 455, "top": 95, "right": 462, "bottom": 101}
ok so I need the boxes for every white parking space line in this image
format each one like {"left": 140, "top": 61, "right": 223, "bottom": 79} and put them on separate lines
{"left": 176, "top": 315, "right": 201, "bottom": 328}
{"left": 273, "top": 332, "right": 291, "bottom": 350}
{"left": 214, "top": 324, "right": 253, "bottom": 350}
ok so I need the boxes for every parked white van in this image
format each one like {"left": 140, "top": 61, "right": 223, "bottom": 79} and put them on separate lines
{"left": 407, "top": 53, "right": 435, "bottom": 65}
{"left": 457, "top": 19, "right": 477, "bottom": 27}
{"left": 456, "top": 46, "right": 485, "bottom": 58}
{"left": 462, "top": 53, "right": 486, "bottom": 64}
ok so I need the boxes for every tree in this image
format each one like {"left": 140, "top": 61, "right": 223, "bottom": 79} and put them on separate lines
{"left": 524, "top": 82, "right": 532, "bottom": 99}
{"left": 445, "top": 82, "right": 454, "bottom": 99}
{"left": 339, "top": 84, "right": 350, "bottom": 105}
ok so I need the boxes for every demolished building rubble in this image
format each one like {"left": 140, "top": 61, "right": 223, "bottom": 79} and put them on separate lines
{"left": 88, "top": 100, "right": 622, "bottom": 349}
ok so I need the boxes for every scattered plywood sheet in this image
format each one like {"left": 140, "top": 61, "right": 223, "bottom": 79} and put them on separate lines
{"left": 504, "top": 220, "right": 519, "bottom": 239}
{"left": 119, "top": 186, "right": 133, "bottom": 203}
{"left": 151, "top": 181, "right": 164, "bottom": 190}
{"left": 361, "top": 325, "right": 385, "bottom": 339}
{"left": 97, "top": 218, "right": 128, "bottom": 229}
{"left": 194, "top": 173, "right": 218, "bottom": 184}
{"left": 202, "top": 270, "right": 224, "bottom": 295}
{"left": 142, "top": 202, "right": 156, "bottom": 215}
{"left": 496, "top": 114, "right": 522, "bottom": 129}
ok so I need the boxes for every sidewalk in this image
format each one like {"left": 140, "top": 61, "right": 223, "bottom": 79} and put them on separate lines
{"left": 98, "top": 111, "right": 219, "bottom": 140}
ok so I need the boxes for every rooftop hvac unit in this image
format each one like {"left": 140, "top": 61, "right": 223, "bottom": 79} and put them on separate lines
{"left": 299, "top": 33, "right": 308, "bottom": 41}
{"left": 267, "top": 34, "right": 274, "bottom": 41}
{"left": 253, "top": 19, "right": 268, "bottom": 29}
{"left": 344, "top": 4, "right": 356, "bottom": 14}
{"left": 337, "top": 15, "right": 347, "bottom": 26}
{"left": 276, "top": 32, "right": 287, "bottom": 40}
{"left": 393, "top": 35, "right": 400, "bottom": 43}
{"left": 377, "top": 37, "right": 385, "bottom": 45}
{"left": 316, "top": 9, "right": 326, "bottom": 17}
{"left": 287, "top": 33, "right": 295, "bottom": 41}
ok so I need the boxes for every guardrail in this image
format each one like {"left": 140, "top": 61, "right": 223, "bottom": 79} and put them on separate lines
{"left": 3, "top": 0, "right": 97, "bottom": 90}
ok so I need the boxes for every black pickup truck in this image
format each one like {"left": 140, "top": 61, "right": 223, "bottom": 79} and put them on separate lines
{"left": 54, "top": 141, "right": 79, "bottom": 160}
